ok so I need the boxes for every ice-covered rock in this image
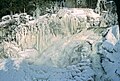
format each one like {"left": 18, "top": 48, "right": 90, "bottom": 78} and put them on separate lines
{"left": 12, "top": 14, "right": 20, "bottom": 25}
{"left": 98, "top": 27, "right": 120, "bottom": 81}
{"left": 105, "top": 25, "right": 119, "bottom": 45}
{"left": 2, "top": 15, "right": 11, "bottom": 22}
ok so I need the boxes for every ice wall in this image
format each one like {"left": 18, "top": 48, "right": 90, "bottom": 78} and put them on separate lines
{"left": 0, "top": 8, "right": 102, "bottom": 55}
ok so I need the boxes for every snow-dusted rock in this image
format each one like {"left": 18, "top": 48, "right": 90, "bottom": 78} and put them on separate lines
{"left": 99, "top": 37, "right": 120, "bottom": 81}
{"left": 2, "top": 15, "right": 11, "bottom": 22}
{"left": 12, "top": 14, "right": 20, "bottom": 25}
{"left": 105, "top": 25, "right": 119, "bottom": 45}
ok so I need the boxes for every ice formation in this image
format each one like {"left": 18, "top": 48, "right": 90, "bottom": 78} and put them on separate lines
{"left": 0, "top": 0, "right": 120, "bottom": 81}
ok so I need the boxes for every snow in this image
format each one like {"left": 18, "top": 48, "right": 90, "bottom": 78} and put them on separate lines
{"left": 0, "top": 59, "right": 95, "bottom": 81}
{"left": 0, "top": 29, "right": 98, "bottom": 81}
{"left": 98, "top": 25, "right": 120, "bottom": 81}
{"left": 0, "top": 7, "right": 120, "bottom": 81}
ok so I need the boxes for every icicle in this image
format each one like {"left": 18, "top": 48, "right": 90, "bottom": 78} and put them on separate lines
{"left": 36, "top": 22, "right": 40, "bottom": 53}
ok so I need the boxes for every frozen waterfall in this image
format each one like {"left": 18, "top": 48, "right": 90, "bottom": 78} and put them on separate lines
{"left": 0, "top": 1, "right": 120, "bottom": 80}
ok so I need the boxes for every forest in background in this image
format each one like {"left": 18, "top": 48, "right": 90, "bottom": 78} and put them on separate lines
{"left": 0, "top": 0, "right": 98, "bottom": 19}
{"left": 0, "top": 0, "right": 120, "bottom": 30}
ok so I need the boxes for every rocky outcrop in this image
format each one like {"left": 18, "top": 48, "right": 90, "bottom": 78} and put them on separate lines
{"left": 97, "top": 25, "right": 120, "bottom": 81}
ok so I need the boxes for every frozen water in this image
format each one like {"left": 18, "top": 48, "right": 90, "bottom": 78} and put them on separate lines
{"left": 0, "top": 6, "right": 119, "bottom": 81}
